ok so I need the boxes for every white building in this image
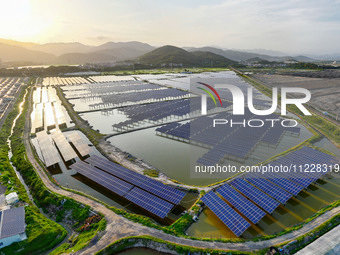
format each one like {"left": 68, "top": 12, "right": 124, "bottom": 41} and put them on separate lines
{"left": 0, "top": 207, "right": 27, "bottom": 249}
{"left": 5, "top": 192, "right": 19, "bottom": 205}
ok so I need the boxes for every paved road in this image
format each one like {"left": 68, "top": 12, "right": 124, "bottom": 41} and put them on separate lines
{"left": 295, "top": 224, "right": 340, "bottom": 255}
{"left": 23, "top": 87, "right": 340, "bottom": 254}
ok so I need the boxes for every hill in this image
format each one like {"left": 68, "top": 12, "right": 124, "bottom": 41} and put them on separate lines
{"left": 191, "top": 51, "right": 236, "bottom": 66}
{"left": 0, "top": 38, "right": 38, "bottom": 48}
{"left": 31, "top": 42, "right": 92, "bottom": 56}
{"left": 184, "top": 46, "right": 275, "bottom": 61}
{"left": 89, "top": 42, "right": 155, "bottom": 61}
{"left": 138, "top": 45, "right": 235, "bottom": 67}
{"left": 185, "top": 46, "right": 314, "bottom": 63}
{"left": 139, "top": 45, "right": 196, "bottom": 65}
{"left": 0, "top": 43, "right": 55, "bottom": 63}
{"left": 93, "top": 41, "right": 154, "bottom": 53}
{"left": 56, "top": 52, "right": 118, "bottom": 64}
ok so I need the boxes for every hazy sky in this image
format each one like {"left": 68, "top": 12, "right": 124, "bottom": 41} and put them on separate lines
{"left": 1, "top": 0, "right": 340, "bottom": 54}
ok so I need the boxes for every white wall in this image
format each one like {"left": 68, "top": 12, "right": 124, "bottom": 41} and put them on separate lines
{"left": 0, "top": 232, "right": 27, "bottom": 249}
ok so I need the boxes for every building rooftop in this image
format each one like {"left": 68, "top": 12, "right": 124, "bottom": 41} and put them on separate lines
{"left": 0, "top": 207, "right": 26, "bottom": 239}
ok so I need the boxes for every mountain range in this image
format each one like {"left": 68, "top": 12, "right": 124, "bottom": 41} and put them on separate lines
{"left": 0, "top": 38, "right": 338, "bottom": 66}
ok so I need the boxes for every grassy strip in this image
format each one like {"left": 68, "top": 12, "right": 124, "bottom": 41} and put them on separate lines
{"left": 95, "top": 235, "right": 258, "bottom": 255}
{"left": 143, "top": 169, "right": 160, "bottom": 177}
{"left": 303, "top": 114, "right": 340, "bottom": 145}
{"left": 101, "top": 67, "right": 229, "bottom": 76}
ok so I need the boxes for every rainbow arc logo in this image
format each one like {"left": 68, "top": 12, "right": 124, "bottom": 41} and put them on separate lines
{"left": 196, "top": 82, "right": 223, "bottom": 107}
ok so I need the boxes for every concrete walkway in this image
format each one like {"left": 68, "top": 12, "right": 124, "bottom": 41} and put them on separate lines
{"left": 295, "top": 224, "right": 340, "bottom": 255}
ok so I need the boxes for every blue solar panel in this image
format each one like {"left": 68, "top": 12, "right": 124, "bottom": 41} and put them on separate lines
{"left": 201, "top": 192, "right": 250, "bottom": 237}
{"left": 283, "top": 172, "right": 313, "bottom": 188}
{"left": 244, "top": 173, "right": 292, "bottom": 204}
{"left": 264, "top": 172, "right": 303, "bottom": 196}
{"left": 124, "top": 187, "right": 174, "bottom": 218}
{"left": 231, "top": 178, "right": 280, "bottom": 214}
{"left": 217, "top": 184, "right": 266, "bottom": 224}
{"left": 86, "top": 155, "right": 185, "bottom": 204}
{"left": 257, "top": 146, "right": 339, "bottom": 196}
{"left": 71, "top": 161, "right": 133, "bottom": 196}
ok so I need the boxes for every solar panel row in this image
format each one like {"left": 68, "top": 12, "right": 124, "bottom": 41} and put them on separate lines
{"left": 72, "top": 160, "right": 176, "bottom": 218}
{"left": 67, "top": 132, "right": 91, "bottom": 157}
{"left": 231, "top": 178, "right": 280, "bottom": 214}
{"left": 51, "top": 131, "right": 78, "bottom": 162}
{"left": 201, "top": 192, "right": 250, "bottom": 237}
{"left": 124, "top": 187, "right": 174, "bottom": 218}
{"left": 263, "top": 147, "right": 338, "bottom": 191}
{"left": 86, "top": 155, "right": 185, "bottom": 204}
{"left": 263, "top": 172, "right": 303, "bottom": 196}
{"left": 244, "top": 173, "right": 292, "bottom": 204}
{"left": 71, "top": 161, "right": 133, "bottom": 196}
{"left": 36, "top": 131, "right": 60, "bottom": 167}
{"left": 217, "top": 184, "right": 266, "bottom": 224}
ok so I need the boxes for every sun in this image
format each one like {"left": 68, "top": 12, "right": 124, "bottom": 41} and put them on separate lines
{"left": 0, "top": 0, "right": 51, "bottom": 42}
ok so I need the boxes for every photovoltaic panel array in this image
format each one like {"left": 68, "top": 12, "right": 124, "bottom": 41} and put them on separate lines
{"left": 86, "top": 155, "right": 185, "bottom": 204}
{"left": 71, "top": 161, "right": 133, "bottom": 196}
{"left": 230, "top": 178, "right": 280, "bottom": 214}
{"left": 124, "top": 187, "right": 174, "bottom": 218}
{"left": 93, "top": 88, "right": 189, "bottom": 108}
{"left": 201, "top": 192, "right": 250, "bottom": 237}
{"left": 244, "top": 173, "right": 292, "bottom": 204}
{"left": 157, "top": 111, "right": 300, "bottom": 166}
{"left": 263, "top": 146, "right": 339, "bottom": 191}
{"left": 217, "top": 184, "right": 266, "bottom": 224}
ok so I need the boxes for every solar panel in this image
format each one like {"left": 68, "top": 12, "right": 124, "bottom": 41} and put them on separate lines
{"left": 51, "top": 131, "right": 78, "bottom": 162}
{"left": 86, "top": 155, "right": 185, "bottom": 204}
{"left": 71, "top": 161, "right": 133, "bottom": 196}
{"left": 244, "top": 173, "right": 292, "bottom": 204}
{"left": 36, "top": 131, "right": 60, "bottom": 167}
{"left": 67, "top": 132, "right": 91, "bottom": 157}
{"left": 124, "top": 187, "right": 174, "bottom": 218}
{"left": 231, "top": 178, "right": 280, "bottom": 214}
{"left": 264, "top": 172, "right": 304, "bottom": 196}
{"left": 217, "top": 184, "right": 266, "bottom": 224}
{"left": 201, "top": 192, "right": 250, "bottom": 237}
{"left": 283, "top": 172, "right": 313, "bottom": 188}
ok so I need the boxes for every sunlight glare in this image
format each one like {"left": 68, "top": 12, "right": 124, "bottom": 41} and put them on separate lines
{"left": 0, "top": 0, "right": 51, "bottom": 41}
